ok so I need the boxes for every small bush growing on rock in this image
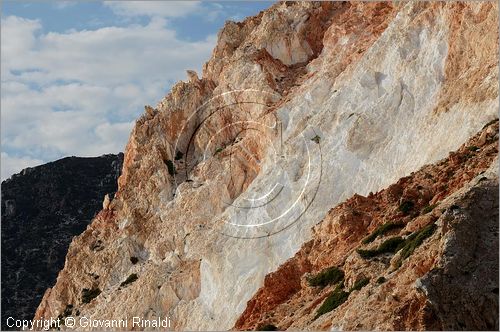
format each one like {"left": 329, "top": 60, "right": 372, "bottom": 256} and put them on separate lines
{"left": 467, "top": 146, "right": 479, "bottom": 152}
{"left": 356, "top": 248, "right": 371, "bottom": 259}
{"left": 362, "top": 222, "right": 403, "bottom": 244}
{"left": 399, "top": 200, "right": 414, "bottom": 215}
{"left": 357, "top": 237, "right": 405, "bottom": 259}
{"left": 315, "top": 283, "right": 349, "bottom": 319}
{"left": 81, "top": 287, "right": 101, "bottom": 304}
{"left": 130, "top": 256, "right": 139, "bottom": 264}
{"left": 376, "top": 276, "right": 387, "bottom": 284}
{"left": 120, "top": 273, "right": 138, "bottom": 287}
{"left": 214, "top": 147, "right": 224, "bottom": 155}
{"left": 311, "top": 135, "right": 321, "bottom": 144}
{"left": 396, "top": 223, "right": 437, "bottom": 267}
{"left": 421, "top": 204, "right": 437, "bottom": 215}
{"left": 350, "top": 278, "right": 370, "bottom": 292}
{"left": 307, "top": 266, "right": 344, "bottom": 288}
{"left": 256, "top": 323, "right": 278, "bottom": 331}
{"left": 174, "top": 150, "right": 184, "bottom": 160}
{"left": 63, "top": 304, "right": 73, "bottom": 317}
{"left": 165, "top": 159, "right": 176, "bottom": 176}
{"left": 57, "top": 304, "right": 74, "bottom": 324}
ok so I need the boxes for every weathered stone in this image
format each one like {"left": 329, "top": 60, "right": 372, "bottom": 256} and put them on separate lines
{"left": 33, "top": 2, "right": 498, "bottom": 330}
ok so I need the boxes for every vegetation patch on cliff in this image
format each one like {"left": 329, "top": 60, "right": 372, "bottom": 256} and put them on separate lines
{"left": 361, "top": 222, "right": 403, "bottom": 244}
{"left": 350, "top": 277, "right": 370, "bottom": 292}
{"left": 315, "top": 283, "right": 349, "bottom": 319}
{"left": 81, "top": 288, "right": 101, "bottom": 304}
{"left": 256, "top": 323, "right": 278, "bottom": 331}
{"left": 357, "top": 223, "right": 437, "bottom": 267}
{"left": 165, "top": 159, "right": 176, "bottom": 176}
{"left": 395, "top": 223, "right": 437, "bottom": 268}
{"left": 357, "top": 236, "right": 405, "bottom": 259}
{"left": 421, "top": 204, "right": 437, "bottom": 215}
{"left": 398, "top": 200, "right": 414, "bottom": 215}
{"left": 307, "top": 266, "right": 344, "bottom": 288}
{"left": 315, "top": 277, "right": 370, "bottom": 319}
{"left": 120, "top": 273, "right": 138, "bottom": 287}
{"left": 174, "top": 150, "right": 184, "bottom": 160}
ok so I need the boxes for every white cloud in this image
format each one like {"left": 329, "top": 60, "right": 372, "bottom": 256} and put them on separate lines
{"left": 1, "top": 152, "right": 44, "bottom": 181}
{"left": 2, "top": 16, "right": 216, "bottom": 86}
{"left": 1, "top": 16, "right": 41, "bottom": 59}
{"left": 53, "top": 1, "right": 77, "bottom": 10}
{"left": 104, "top": 1, "right": 201, "bottom": 18}
{"left": 1, "top": 14, "right": 217, "bottom": 178}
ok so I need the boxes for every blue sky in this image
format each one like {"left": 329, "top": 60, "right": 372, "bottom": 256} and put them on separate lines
{"left": 1, "top": 1, "right": 272, "bottom": 180}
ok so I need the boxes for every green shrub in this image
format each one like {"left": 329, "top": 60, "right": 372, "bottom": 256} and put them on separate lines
{"left": 350, "top": 278, "right": 369, "bottom": 292}
{"left": 356, "top": 248, "right": 373, "bottom": 259}
{"left": 63, "top": 304, "right": 73, "bottom": 317}
{"left": 214, "top": 147, "right": 224, "bottom": 155}
{"left": 399, "top": 200, "right": 414, "bottom": 215}
{"left": 256, "top": 324, "right": 278, "bottom": 331}
{"left": 174, "top": 150, "right": 184, "bottom": 160}
{"left": 165, "top": 159, "right": 176, "bottom": 176}
{"left": 357, "top": 237, "right": 405, "bottom": 259}
{"left": 81, "top": 288, "right": 101, "bottom": 304}
{"left": 120, "top": 273, "right": 138, "bottom": 287}
{"left": 376, "top": 276, "right": 386, "bottom": 284}
{"left": 396, "top": 223, "right": 437, "bottom": 267}
{"left": 356, "top": 249, "right": 374, "bottom": 259}
{"left": 311, "top": 135, "right": 321, "bottom": 144}
{"left": 315, "top": 284, "right": 349, "bottom": 319}
{"left": 57, "top": 304, "right": 74, "bottom": 324}
{"left": 467, "top": 146, "right": 479, "bottom": 152}
{"left": 421, "top": 204, "right": 437, "bottom": 215}
{"left": 362, "top": 222, "right": 403, "bottom": 244}
{"left": 130, "top": 257, "right": 139, "bottom": 264}
{"left": 307, "top": 267, "right": 344, "bottom": 288}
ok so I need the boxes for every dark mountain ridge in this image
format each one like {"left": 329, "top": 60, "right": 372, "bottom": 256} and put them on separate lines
{"left": 1, "top": 153, "right": 123, "bottom": 330}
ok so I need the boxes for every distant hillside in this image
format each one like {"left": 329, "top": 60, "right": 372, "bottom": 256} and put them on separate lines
{"left": 1, "top": 153, "right": 123, "bottom": 330}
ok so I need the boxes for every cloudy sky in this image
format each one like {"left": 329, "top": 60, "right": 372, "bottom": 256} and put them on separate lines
{"left": 1, "top": 1, "right": 270, "bottom": 180}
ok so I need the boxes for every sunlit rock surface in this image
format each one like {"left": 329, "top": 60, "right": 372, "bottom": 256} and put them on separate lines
{"left": 34, "top": 2, "right": 498, "bottom": 330}
{"left": 235, "top": 121, "right": 499, "bottom": 330}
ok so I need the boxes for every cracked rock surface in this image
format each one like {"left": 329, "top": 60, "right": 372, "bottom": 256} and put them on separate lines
{"left": 33, "top": 2, "right": 498, "bottom": 330}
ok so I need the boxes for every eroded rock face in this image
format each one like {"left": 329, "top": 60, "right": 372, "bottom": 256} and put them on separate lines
{"left": 34, "top": 2, "right": 498, "bottom": 330}
{"left": 1, "top": 154, "right": 123, "bottom": 330}
{"left": 234, "top": 121, "right": 499, "bottom": 331}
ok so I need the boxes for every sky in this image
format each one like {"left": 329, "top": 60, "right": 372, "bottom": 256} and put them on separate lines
{"left": 0, "top": 1, "right": 272, "bottom": 180}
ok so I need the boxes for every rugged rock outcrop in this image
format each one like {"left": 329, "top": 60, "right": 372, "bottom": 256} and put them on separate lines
{"left": 1, "top": 154, "right": 123, "bottom": 330}
{"left": 235, "top": 121, "right": 499, "bottom": 330}
{"left": 34, "top": 1, "right": 498, "bottom": 330}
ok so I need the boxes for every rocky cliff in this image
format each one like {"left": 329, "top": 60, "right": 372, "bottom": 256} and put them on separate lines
{"left": 34, "top": 1, "right": 498, "bottom": 330}
{"left": 1, "top": 154, "right": 123, "bottom": 330}
{"left": 235, "top": 120, "right": 499, "bottom": 331}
